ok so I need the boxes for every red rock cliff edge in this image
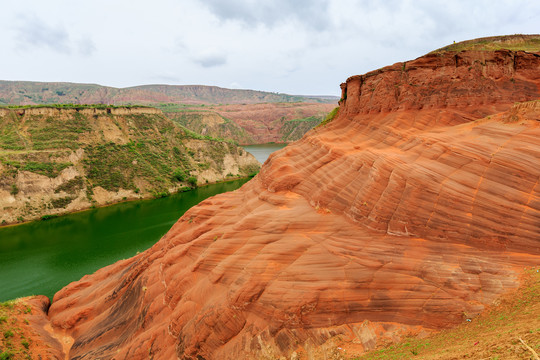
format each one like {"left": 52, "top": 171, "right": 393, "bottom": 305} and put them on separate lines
{"left": 44, "top": 49, "right": 540, "bottom": 359}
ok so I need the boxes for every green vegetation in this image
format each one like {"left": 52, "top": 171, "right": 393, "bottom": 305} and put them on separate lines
{"left": 0, "top": 105, "right": 260, "bottom": 224}
{"left": 316, "top": 107, "right": 339, "bottom": 128}
{"left": 54, "top": 176, "right": 84, "bottom": 194}
{"left": 0, "top": 351, "right": 14, "bottom": 360}
{"left": 0, "top": 123, "right": 25, "bottom": 150}
{"left": 164, "top": 107, "right": 255, "bottom": 145}
{"left": 172, "top": 168, "right": 187, "bottom": 182}
{"left": 21, "top": 161, "right": 72, "bottom": 177}
{"left": 1, "top": 103, "right": 152, "bottom": 110}
{"left": 187, "top": 176, "right": 198, "bottom": 187}
{"left": 51, "top": 196, "right": 74, "bottom": 209}
{"left": 280, "top": 115, "right": 322, "bottom": 141}
{"left": 431, "top": 34, "right": 540, "bottom": 54}
{"left": 177, "top": 124, "right": 239, "bottom": 145}
{"left": 355, "top": 267, "right": 540, "bottom": 360}
{"left": 155, "top": 103, "right": 214, "bottom": 113}
{"left": 0, "top": 300, "right": 33, "bottom": 360}
{"left": 82, "top": 137, "right": 194, "bottom": 193}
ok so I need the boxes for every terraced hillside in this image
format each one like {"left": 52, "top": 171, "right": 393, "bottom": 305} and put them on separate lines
{"left": 0, "top": 105, "right": 259, "bottom": 225}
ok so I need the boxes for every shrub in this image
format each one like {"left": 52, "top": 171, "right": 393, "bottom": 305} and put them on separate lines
{"left": 172, "top": 168, "right": 186, "bottom": 182}
{"left": 41, "top": 214, "right": 59, "bottom": 221}
{"left": 22, "top": 161, "right": 72, "bottom": 178}
{"left": 0, "top": 351, "right": 14, "bottom": 360}
{"left": 10, "top": 184, "right": 18, "bottom": 196}
{"left": 51, "top": 196, "right": 73, "bottom": 208}
{"left": 152, "top": 190, "right": 170, "bottom": 198}
{"left": 54, "top": 176, "right": 84, "bottom": 194}
{"left": 187, "top": 176, "right": 198, "bottom": 187}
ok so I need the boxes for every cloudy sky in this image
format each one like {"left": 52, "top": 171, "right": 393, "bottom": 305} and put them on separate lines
{"left": 1, "top": 0, "right": 538, "bottom": 96}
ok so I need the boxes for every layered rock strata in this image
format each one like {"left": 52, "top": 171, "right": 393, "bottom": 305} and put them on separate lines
{"left": 44, "top": 49, "right": 540, "bottom": 359}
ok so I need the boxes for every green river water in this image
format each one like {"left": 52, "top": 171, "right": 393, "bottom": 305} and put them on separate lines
{"left": 0, "top": 143, "right": 285, "bottom": 302}
{"left": 0, "top": 179, "right": 248, "bottom": 302}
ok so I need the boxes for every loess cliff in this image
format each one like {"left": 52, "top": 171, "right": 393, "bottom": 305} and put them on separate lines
{"left": 20, "top": 43, "right": 540, "bottom": 359}
{"left": 0, "top": 106, "right": 259, "bottom": 225}
{"left": 163, "top": 102, "right": 336, "bottom": 145}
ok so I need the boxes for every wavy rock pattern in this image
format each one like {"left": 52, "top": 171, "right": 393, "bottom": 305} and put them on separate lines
{"left": 47, "top": 49, "right": 540, "bottom": 359}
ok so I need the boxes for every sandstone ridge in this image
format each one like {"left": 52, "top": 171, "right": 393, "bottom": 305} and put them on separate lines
{"left": 32, "top": 46, "right": 540, "bottom": 360}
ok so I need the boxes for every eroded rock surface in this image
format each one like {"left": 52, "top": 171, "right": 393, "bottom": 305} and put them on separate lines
{"left": 46, "top": 49, "right": 540, "bottom": 359}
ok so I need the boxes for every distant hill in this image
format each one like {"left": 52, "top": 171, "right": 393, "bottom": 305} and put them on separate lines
{"left": 0, "top": 80, "right": 339, "bottom": 144}
{"left": 0, "top": 81, "right": 338, "bottom": 106}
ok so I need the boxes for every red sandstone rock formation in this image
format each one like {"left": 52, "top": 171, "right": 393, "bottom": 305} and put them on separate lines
{"left": 45, "top": 48, "right": 540, "bottom": 359}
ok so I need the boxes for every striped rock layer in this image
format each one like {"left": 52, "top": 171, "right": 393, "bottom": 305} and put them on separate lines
{"left": 45, "top": 49, "right": 540, "bottom": 359}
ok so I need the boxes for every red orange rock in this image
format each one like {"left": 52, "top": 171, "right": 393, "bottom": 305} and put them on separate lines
{"left": 45, "top": 48, "right": 540, "bottom": 359}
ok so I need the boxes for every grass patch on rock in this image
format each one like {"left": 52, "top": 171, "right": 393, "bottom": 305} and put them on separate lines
{"left": 355, "top": 266, "right": 540, "bottom": 360}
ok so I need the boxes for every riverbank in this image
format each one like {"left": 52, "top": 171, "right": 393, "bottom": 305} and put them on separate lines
{"left": 0, "top": 178, "right": 250, "bottom": 301}
{"left": 0, "top": 106, "right": 260, "bottom": 227}
{"left": 0, "top": 174, "right": 256, "bottom": 229}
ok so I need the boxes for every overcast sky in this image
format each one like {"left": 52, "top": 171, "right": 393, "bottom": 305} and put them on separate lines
{"left": 1, "top": 0, "right": 538, "bottom": 96}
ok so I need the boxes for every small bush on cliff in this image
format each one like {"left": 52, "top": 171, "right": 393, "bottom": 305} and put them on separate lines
{"left": 54, "top": 176, "right": 84, "bottom": 194}
{"left": 172, "top": 168, "right": 187, "bottom": 182}
{"left": 187, "top": 176, "right": 198, "bottom": 187}
{"left": 22, "top": 161, "right": 72, "bottom": 178}
{"left": 9, "top": 184, "right": 18, "bottom": 196}
{"left": 51, "top": 196, "right": 74, "bottom": 209}
{"left": 41, "top": 214, "right": 59, "bottom": 221}
{"left": 0, "top": 351, "right": 14, "bottom": 360}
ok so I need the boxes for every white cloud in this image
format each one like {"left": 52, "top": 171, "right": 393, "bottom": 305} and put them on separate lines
{"left": 193, "top": 49, "right": 227, "bottom": 68}
{"left": 200, "top": 0, "right": 331, "bottom": 30}
{"left": 0, "top": 0, "right": 538, "bottom": 95}
{"left": 14, "top": 14, "right": 71, "bottom": 54}
{"left": 77, "top": 36, "right": 96, "bottom": 57}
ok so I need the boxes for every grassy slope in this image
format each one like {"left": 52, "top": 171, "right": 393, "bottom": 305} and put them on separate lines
{"left": 279, "top": 116, "right": 322, "bottom": 142}
{"left": 0, "top": 300, "right": 35, "bottom": 360}
{"left": 355, "top": 267, "right": 540, "bottom": 360}
{"left": 430, "top": 34, "right": 540, "bottom": 53}
{"left": 0, "top": 106, "right": 259, "bottom": 224}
